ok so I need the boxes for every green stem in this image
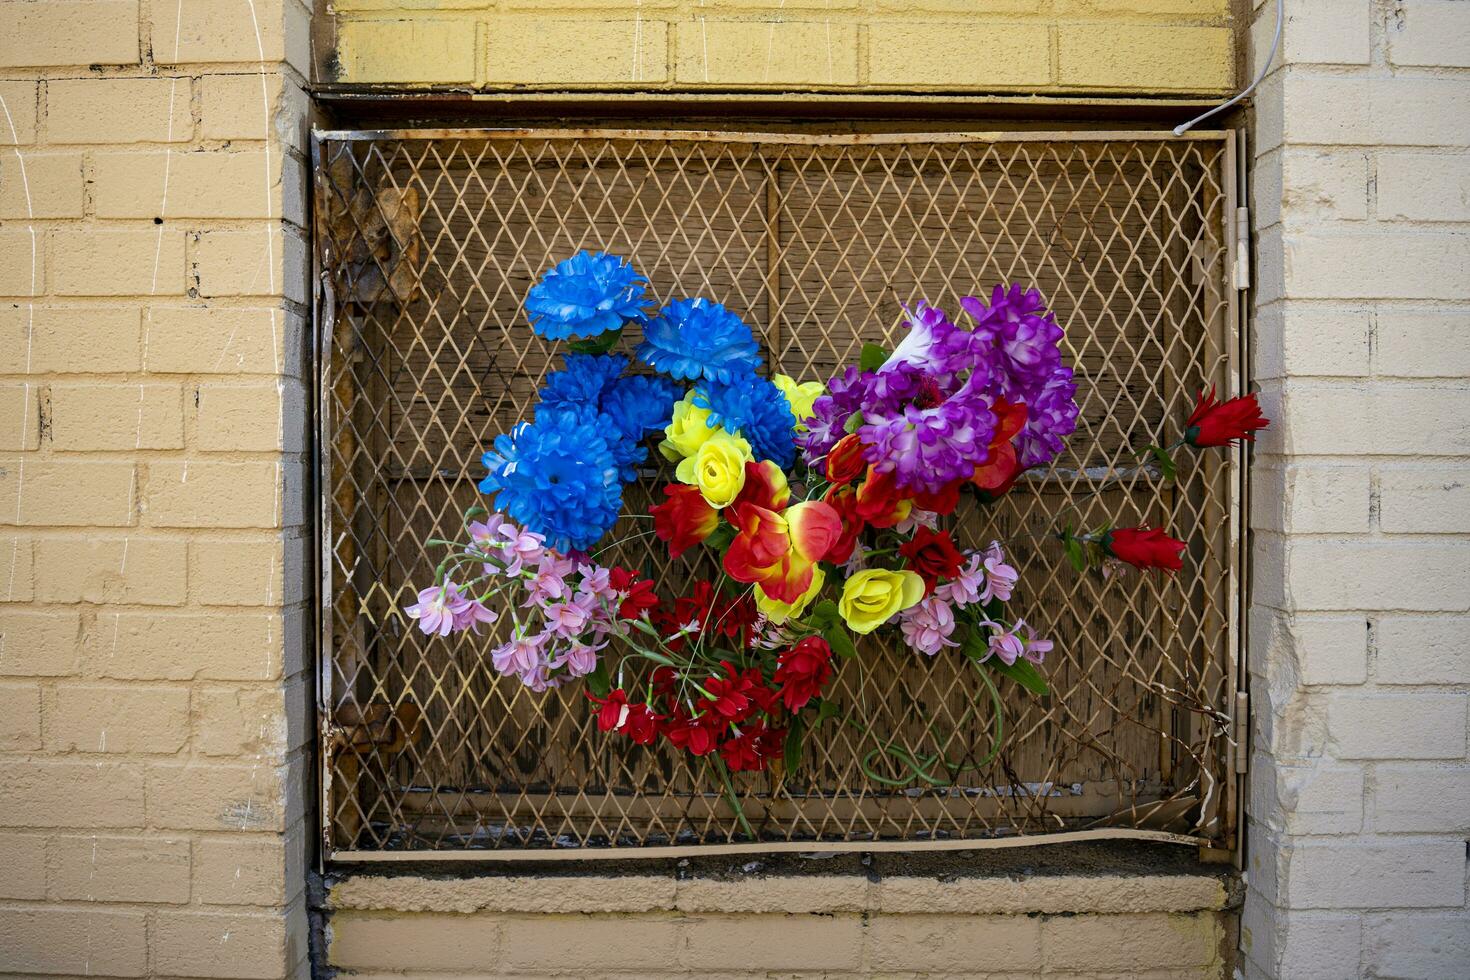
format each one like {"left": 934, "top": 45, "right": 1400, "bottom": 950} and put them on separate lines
{"left": 710, "top": 755, "right": 755, "bottom": 839}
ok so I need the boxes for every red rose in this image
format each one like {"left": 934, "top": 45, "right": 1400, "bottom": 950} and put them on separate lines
{"left": 899, "top": 527, "right": 965, "bottom": 593}
{"left": 825, "top": 433, "right": 867, "bottom": 485}
{"left": 608, "top": 567, "right": 660, "bottom": 621}
{"left": 1185, "top": 387, "right": 1269, "bottom": 448}
{"left": 1104, "top": 526, "right": 1187, "bottom": 572}
{"left": 774, "top": 636, "right": 834, "bottom": 712}
{"left": 820, "top": 484, "right": 864, "bottom": 564}
{"left": 651, "top": 483, "right": 719, "bottom": 557}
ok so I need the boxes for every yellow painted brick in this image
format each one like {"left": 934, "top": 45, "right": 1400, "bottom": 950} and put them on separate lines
{"left": 0, "top": 383, "right": 40, "bottom": 451}
{"left": 0, "top": 0, "right": 140, "bottom": 68}
{"left": 0, "top": 907, "right": 147, "bottom": 977}
{"left": 0, "top": 80, "right": 37, "bottom": 144}
{"left": 0, "top": 534, "right": 35, "bottom": 601}
{"left": 35, "top": 535, "right": 188, "bottom": 606}
{"left": 677, "top": 914, "right": 865, "bottom": 972}
{"left": 0, "top": 832, "right": 46, "bottom": 899}
{"left": 51, "top": 228, "right": 187, "bottom": 297}
{"left": 144, "top": 461, "right": 283, "bottom": 529}
{"left": 0, "top": 681, "right": 41, "bottom": 750}
{"left": 196, "top": 825, "right": 304, "bottom": 906}
{"left": 0, "top": 609, "right": 81, "bottom": 676}
{"left": 868, "top": 22, "right": 1051, "bottom": 88}
{"left": 200, "top": 72, "right": 299, "bottom": 148}
{"left": 337, "top": 18, "right": 478, "bottom": 84}
{"left": 194, "top": 682, "right": 295, "bottom": 757}
{"left": 0, "top": 459, "right": 137, "bottom": 527}
{"left": 0, "top": 759, "right": 144, "bottom": 829}
{"left": 153, "top": 0, "right": 310, "bottom": 72}
{"left": 485, "top": 17, "right": 668, "bottom": 85}
{"left": 154, "top": 909, "right": 295, "bottom": 980}
{"left": 0, "top": 228, "right": 41, "bottom": 296}
{"left": 94, "top": 149, "right": 282, "bottom": 220}
{"left": 48, "top": 382, "right": 185, "bottom": 451}
{"left": 48, "top": 834, "right": 191, "bottom": 903}
{"left": 46, "top": 77, "right": 192, "bottom": 145}
{"left": 191, "top": 534, "right": 303, "bottom": 606}
{"left": 331, "top": 912, "right": 504, "bottom": 971}
{"left": 1055, "top": 0, "right": 1229, "bottom": 14}
{"left": 1057, "top": 24, "right": 1233, "bottom": 92}
{"left": 47, "top": 683, "right": 192, "bottom": 753}
{"left": 93, "top": 611, "right": 290, "bottom": 681}
{"left": 1041, "top": 911, "right": 1220, "bottom": 971}
{"left": 867, "top": 913, "right": 1042, "bottom": 972}
{"left": 0, "top": 306, "right": 142, "bottom": 374}
{"left": 146, "top": 762, "right": 286, "bottom": 832}
{"left": 194, "top": 226, "right": 309, "bottom": 303}
{"left": 196, "top": 381, "right": 306, "bottom": 452}
{"left": 676, "top": 19, "right": 860, "bottom": 86}
{"left": 0, "top": 151, "right": 84, "bottom": 218}
{"left": 145, "top": 306, "right": 296, "bottom": 375}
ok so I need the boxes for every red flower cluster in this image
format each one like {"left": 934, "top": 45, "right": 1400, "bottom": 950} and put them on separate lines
{"left": 773, "top": 636, "right": 834, "bottom": 712}
{"left": 1185, "top": 388, "right": 1269, "bottom": 448}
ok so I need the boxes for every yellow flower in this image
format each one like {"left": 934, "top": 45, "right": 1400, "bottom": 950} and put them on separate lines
{"left": 675, "top": 429, "right": 753, "bottom": 508}
{"left": 659, "top": 393, "right": 718, "bottom": 462}
{"left": 838, "top": 569, "right": 925, "bottom": 635}
{"left": 755, "top": 566, "right": 825, "bottom": 625}
{"left": 773, "top": 374, "right": 826, "bottom": 430}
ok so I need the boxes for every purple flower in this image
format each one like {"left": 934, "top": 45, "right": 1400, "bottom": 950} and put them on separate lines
{"left": 899, "top": 595, "right": 959, "bottom": 656}
{"left": 544, "top": 595, "right": 594, "bottom": 638}
{"left": 1016, "top": 365, "right": 1079, "bottom": 468}
{"left": 554, "top": 640, "right": 601, "bottom": 678}
{"left": 961, "top": 284, "right": 1064, "bottom": 394}
{"left": 405, "top": 582, "right": 472, "bottom": 637}
{"left": 881, "top": 302, "right": 975, "bottom": 379}
{"left": 495, "top": 525, "right": 546, "bottom": 576}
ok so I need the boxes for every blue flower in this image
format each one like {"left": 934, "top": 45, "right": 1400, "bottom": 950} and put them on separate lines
{"left": 478, "top": 406, "right": 623, "bottom": 552}
{"left": 538, "top": 353, "right": 630, "bottom": 409}
{"left": 600, "top": 374, "right": 681, "bottom": 443}
{"left": 692, "top": 373, "right": 797, "bottom": 469}
{"left": 636, "top": 297, "right": 762, "bottom": 384}
{"left": 525, "top": 251, "right": 648, "bottom": 341}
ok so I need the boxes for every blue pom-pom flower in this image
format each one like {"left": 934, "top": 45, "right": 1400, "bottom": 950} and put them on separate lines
{"left": 601, "top": 374, "right": 681, "bottom": 443}
{"left": 538, "top": 353, "right": 630, "bottom": 408}
{"left": 693, "top": 373, "right": 797, "bottom": 469}
{"left": 636, "top": 297, "right": 762, "bottom": 384}
{"left": 524, "top": 251, "right": 648, "bottom": 341}
{"left": 478, "top": 406, "right": 624, "bottom": 552}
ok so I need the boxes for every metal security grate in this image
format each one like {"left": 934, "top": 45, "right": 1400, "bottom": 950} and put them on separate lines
{"left": 311, "top": 129, "right": 1245, "bottom": 859}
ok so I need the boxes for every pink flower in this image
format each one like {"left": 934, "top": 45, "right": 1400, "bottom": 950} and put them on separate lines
{"left": 894, "top": 508, "right": 939, "bottom": 535}
{"left": 937, "top": 552, "right": 985, "bottom": 607}
{"left": 982, "top": 621, "right": 1025, "bottom": 665}
{"left": 544, "top": 595, "right": 594, "bottom": 638}
{"left": 1021, "top": 621, "right": 1052, "bottom": 664}
{"left": 577, "top": 564, "right": 616, "bottom": 602}
{"left": 555, "top": 640, "right": 601, "bottom": 678}
{"left": 468, "top": 514, "right": 510, "bottom": 551}
{"left": 525, "top": 553, "right": 576, "bottom": 606}
{"left": 899, "top": 595, "right": 959, "bottom": 656}
{"left": 491, "top": 633, "right": 545, "bottom": 676}
{"left": 980, "top": 541, "right": 1018, "bottom": 603}
{"left": 496, "top": 525, "right": 546, "bottom": 575}
{"left": 520, "top": 663, "right": 559, "bottom": 692}
{"left": 405, "top": 581, "right": 472, "bottom": 637}
{"left": 452, "top": 597, "right": 499, "bottom": 634}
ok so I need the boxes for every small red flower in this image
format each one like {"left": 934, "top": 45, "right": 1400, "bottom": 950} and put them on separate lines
{"left": 719, "top": 727, "right": 766, "bottom": 771}
{"left": 676, "top": 581, "right": 756, "bottom": 647}
{"left": 899, "top": 527, "right": 965, "bottom": 593}
{"left": 651, "top": 483, "right": 719, "bottom": 557}
{"left": 1104, "top": 526, "right": 1187, "bottom": 572}
{"left": 589, "top": 689, "right": 630, "bottom": 732}
{"left": 774, "top": 636, "right": 834, "bottom": 712}
{"left": 1185, "top": 387, "right": 1269, "bottom": 448}
{"left": 608, "top": 567, "right": 659, "bottom": 621}
{"left": 743, "top": 669, "right": 784, "bottom": 717}
{"left": 824, "top": 432, "right": 867, "bottom": 485}
{"left": 700, "top": 661, "right": 757, "bottom": 723}
{"left": 663, "top": 709, "right": 721, "bottom": 756}
{"left": 854, "top": 466, "right": 913, "bottom": 528}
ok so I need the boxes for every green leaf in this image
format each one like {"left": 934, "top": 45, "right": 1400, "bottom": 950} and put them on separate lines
{"left": 1144, "top": 444, "right": 1179, "bottom": 483}
{"left": 811, "top": 600, "right": 840, "bottom": 629}
{"left": 1063, "top": 535, "right": 1088, "bottom": 573}
{"left": 816, "top": 700, "right": 841, "bottom": 722}
{"left": 988, "top": 658, "right": 1050, "bottom": 696}
{"left": 859, "top": 343, "right": 889, "bottom": 372}
{"left": 704, "top": 523, "right": 735, "bottom": 553}
{"left": 463, "top": 504, "right": 487, "bottom": 521}
{"left": 584, "top": 661, "right": 612, "bottom": 698}
{"left": 783, "top": 714, "right": 807, "bottom": 773}
{"left": 567, "top": 326, "right": 624, "bottom": 355}
{"left": 823, "top": 622, "right": 857, "bottom": 660}
{"left": 843, "top": 411, "right": 865, "bottom": 434}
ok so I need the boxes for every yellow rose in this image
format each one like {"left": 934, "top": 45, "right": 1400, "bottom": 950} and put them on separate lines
{"left": 773, "top": 374, "right": 826, "bottom": 430}
{"left": 675, "top": 429, "right": 752, "bottom": 508}
{"left": 755, "top": 567, "right": 825, "bottom": 625}
{"left": 838, "top": 569, "right": 925, "bottom": 635}
{"left": 659, "top": 393, "right": 718, "bottom": 462}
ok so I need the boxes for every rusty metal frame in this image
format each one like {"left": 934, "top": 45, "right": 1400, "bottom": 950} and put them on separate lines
{"left": 311, "top": 127, "right": 1245, "bottom": 862}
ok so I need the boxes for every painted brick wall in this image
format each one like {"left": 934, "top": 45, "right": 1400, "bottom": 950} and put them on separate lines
{"left": 321, "top": 0, "right": 1239, "bottom": 95}
{"left": 1243, "top": 0, "right": 1470, "bottom": 977}
{"left": 0, "top": 0, "right": 313, "bottom": 976}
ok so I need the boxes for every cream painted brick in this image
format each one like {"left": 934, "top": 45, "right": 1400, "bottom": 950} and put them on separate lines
{"left": 1041, "top": 911, "right": 1218, "bottom": 971}
{"left": 510, "top": 914, "right": 691, "bottom": 971}
{"left": 94, "top": 150, "right": 282, "bottom": 220}
{"left": 194, "top": 682, "right": 296, "bottom": 757}
{"left": 0, "top": 459, "right": 137, "bottom": 527}
{"left": 1285, "top": 230, "right": 1470, "bottom": 300}
{"left": 0, "top": 306, "right": 142, "bottom": 374}
{"left": 0, "top": 907, "right": 146, "bottom": 977}
{"left": 196, "top": 382, "right": 306, "bottom": 452}
{"left": 154, "top": 909, "right": 293, "bottom": 980}
{"left": 192, "top": 534, "right": 303, "bottom": 607}
{"left": 0, "top": 610, "right": 81, "bottom": 676}
{"left": 1389, "top": 0, "right": 1470, "bottom": 68}
{"left": 1288, "top": 540, "right": 1470, "bottom": 611}
{"left": 486, "top": 17, "right": 667, "bottom": 85}
{"left": 0, "top": 0, "right": 139, "bottom": 67}
{"left": 1378, "top": 152, "right": 1470, "bottom": 223}
{"left": 0, "top": 533, "right": 34, "bottom": 601}
{"left": 200, "top": 72, "right": 283, "bottom": 142}
{"left": 0, "top": 760, "right": 144, "bottom": 829}
{"left": 146, "top": 762, "right": 285, "bottom": 832}
{"left": 1275, "top": 0, "right": 1369, "bottom": 66}
{"left": 867, "top": 912, "right": 1042, "bottom": 971}
{"left": 0, "top": 833, "right": 45, "bottom": 899}
{"left": 0, "top": 682, "right": 40, "bottom": 750}
{"left": 154, "top": 0, "right": 310, "bottom": 72}
{"left": 194, "top": 226, "right": 308, "bottom": 303}
{"left": 675, "top": 914, "right": 865, "bottom": 971}
{"left": 0, "top": 383, "right": 39, "bottom": 451}
{"left": 47, "top": 684, "right": 191, "bottom": 754}
{"left": 145, "top": 306, "right": 296, "bottom": 376}
{"left": 1280, "top": 149, "right": 1369, "bottom": 223}
{"left": 1254, "top": 759, "right": 1364, "bottom": 835}
{"left": 1375, "top": 616, "right": 1470, "bottom": 685}
{"left": 48, "top": 834, "right": 191, "bottom": 903}
{"left": 46, "top": 78, "right": 191, "bottom": 145}
{"left": 1284, "top": 839, "right": 1467, "bottom": 909}
{"left": 1327, "top": 692, "right": 1466, "bottom": 760}
{"left": 144, "top": 461, "right": 283, "bottom": 529}
{"left": 1280, "top": 73, "right": 1470, "bottom": 147}
{"left": 1274, "top": 911, "right": 1363, "bottom": 980}
{"left": 1367, "top": 913, "right": 1470, "bottom": 978}
{"left": 331, "top": 912, "right": 504, "bottom": 971}
{"left": 52, "top": 228, "right": 187, "bottom": 297}
{"left": 1373, "top": 765, "right": 1470, "bottom": 834}
{"left": 35, "top": 535, "right": 188, "bottom": 606}
{"left": 0, "top": 151, "right": 84, "bottom": 218}
{"left": 93, "top": 611, "right": 289, "bottom": 681}
{"left": 1276, "top": 384, "right": 1470, "bottom": 455}
{"left": 1252, "top": 464, "right": 1369, "bottom": 534}
{"left": 48, "top": 382, "right": 184, "bottom": 451}
{"left": 869, "top": 23, "right": 1050, "bottom": 88}
{"left": 1379, "top": 466, "right": 1470, "bottom": 534}
{"left": 1258, "top": 612, "right": 1368, "bottom": 686}
{"left": 196, "top": 826, "right": 303, "bottom": 906}
{"left": 337, "top": 18, "right": 477, "bottom": 84}
{"left": 1376, "top": 311, "right": 1470, "bottom": 378}
{"left": 0, "top": 81, "right": 37, "bottom": 144}
{"left": 675, "top": 20, "right": 859, "bottom": 87}
{"left": 1057, "top": 25, "right": 1233, "bottom": 91}
{"left": 0, "top": 229, "right": 41, "bottom": 296}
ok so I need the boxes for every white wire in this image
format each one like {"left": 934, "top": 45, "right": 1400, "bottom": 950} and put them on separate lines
{"left": 1173, "top": 0, "right": 1283, "bottom": 136}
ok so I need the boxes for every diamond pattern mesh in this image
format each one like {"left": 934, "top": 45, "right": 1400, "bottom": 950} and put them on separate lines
{"left": 313, "top": 131, "right": 1241, "bottom": 855}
